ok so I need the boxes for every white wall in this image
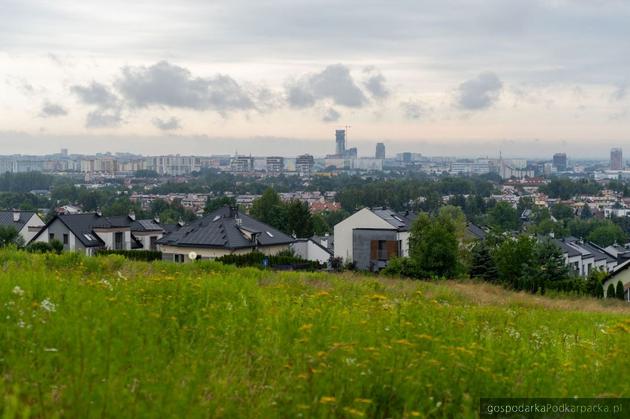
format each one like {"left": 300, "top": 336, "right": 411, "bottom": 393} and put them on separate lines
{"left": 333, "top": 208, "right": 396, "bottom": 263}
{"left": 291, "top": 240, "right": 331, "bottom": 264}
{"left": 19, "top": 214, "right": 46, "bottom": 243}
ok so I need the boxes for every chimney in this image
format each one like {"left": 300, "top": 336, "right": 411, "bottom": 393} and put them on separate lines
{"left": 177, "top": 218, "right": 185, "bottom": 227}
{"left": 128, "top": 211, "right": 136, "bottom": 221}
{"left": 96, "top": 209, "right": 102, "bottom": 217}
{"left": 12, "top": 210, "right": 20, "bottom": 222}
{"left": 153, "top": 216, "right": 160, "bottom": 224}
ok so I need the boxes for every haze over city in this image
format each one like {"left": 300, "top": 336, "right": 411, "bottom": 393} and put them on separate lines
{"left": 2, "top": 0, "right": 630, "bottom": 157}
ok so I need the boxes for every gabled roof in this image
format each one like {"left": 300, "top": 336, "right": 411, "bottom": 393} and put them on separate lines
{"left": 370, "top": 208, "right": 416, "bottom": 232}
{"left": 156, "top": 206, "right": 294, "bottom": 249}
{"left": 0, "top": 211, "right": 38, "bottom": 231}
{"left": 466, "top": 223, "right": 487, "bottom": 240}
{"left": 553, "top": 239, "right": 582, "bottom": 258}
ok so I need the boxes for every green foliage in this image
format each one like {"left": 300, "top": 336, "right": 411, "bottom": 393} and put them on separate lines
{"left": 606, "top": 283, "right": 616, "bottom": 299}
{"left": 0, "top": 171, "right": 54, "bottom": 192}
{"left": 586, "top": 269, "right": 607, "bottom": 297}
{"left": 0, "top": 226, "right": 22, "bottom": 248}
{"left": 250, "top": 188, "right": 316, "bottom": 238}
{"left": 586, "top": 223, "right": 627, "bottom": 247}
{"left": 490, "top": 236, "right": 574, "bottom": 294}
{"left": 539, "top": 177, "right": 602, "bottom": 199}
{"left": 95, "top": 250, "right": 163, "bottom": 262}
{"left": 26, "top": 240, "right": 63, "bottom": 254}
{"left": 134, "top": 169, "right": 159, "bottom": 178}
{"left": 0, "top": 249, "right": 629, "bottom": 417}
{"left": 616, "top": 281, "right": 625, "bottom": 300}
{"left": 488, "top": 202, "right": 520, "bottom": 232}
{"left": 551, "top": 204, "right": 575, "bottom": 221}
{"left": 204, "top": 196, "right": 236, "bottom": 214}
{"left": 469, "top": 241, "right": 498, "bottom": 282}
{"left": 215, "top": 250, "right": 323, "bottom": 270}
{"left": 407, "top": 209, "right": 462, "bottom": 278}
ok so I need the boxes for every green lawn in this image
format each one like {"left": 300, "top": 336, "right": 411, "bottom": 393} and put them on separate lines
{"left": 1, "top": 250, "right": 629, "bottom": 418}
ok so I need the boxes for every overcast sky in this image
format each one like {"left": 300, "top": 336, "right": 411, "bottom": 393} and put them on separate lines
{"left": 2, "top": 0, "right": 630, "bottom": 157}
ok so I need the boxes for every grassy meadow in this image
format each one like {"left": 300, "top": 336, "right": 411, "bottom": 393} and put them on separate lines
{"left": 1, "top": 249, "right": 629, "bottom": 418}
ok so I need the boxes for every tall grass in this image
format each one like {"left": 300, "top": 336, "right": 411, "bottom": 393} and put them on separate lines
{"left": 0, "top": 249, "right": 628, "bottom": 418}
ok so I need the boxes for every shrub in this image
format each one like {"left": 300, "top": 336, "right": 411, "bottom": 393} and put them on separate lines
{"left": 606, "top": 283, "right": 616, "bottom": 299}
{"left": 616, "top": 281, "right": 625, "bottom": 300}
{"left": 216, "top": 251, "right": 323, "bottom": 271}
{"left": 95, "top": 249, "right": 163, "bottom": 262}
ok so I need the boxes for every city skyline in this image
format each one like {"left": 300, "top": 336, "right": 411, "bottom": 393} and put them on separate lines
{"left": 3, "top": 1, "right": 630, "bottom": 156}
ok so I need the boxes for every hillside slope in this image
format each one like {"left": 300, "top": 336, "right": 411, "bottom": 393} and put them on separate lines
{"left": 1, "top": 250, "right": 629, "bottom": 418}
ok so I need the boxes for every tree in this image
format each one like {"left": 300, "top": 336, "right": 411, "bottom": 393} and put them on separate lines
{"left": 250, "top": 188, "right": 286, "bottom": 230}
{"left": 469, "top": 241, "right": 498, "bottom": 282}
{"left": 492, "top": 235, "right": 536, "bottom": 289}
{"left": 616, "top": 280, "right": 625, "bottom": 300}
{"left": 587, "top": 223, "right": 627, "bottom": 247}
{"left": 408, "top": 212, "right": 459, "bottom": 278}
{"left": 580, "top": 205, "right": 593, "bottom": 219}
{"left": 488, "top": 202, "right": 520, "bottom": 232}
{"left": 551, "top": 204, "right": 574, "bottom": 222}
{"left": 586, "top": 269, "right": 607, "bottom": 297}
{"left": 533, "top": 240, "right": 571, "bottom": 293}
{"left": 204, "top": 196, "right": 236, "bottom": 214}
{"left": 606, "top": 283, "right": 616, "bottom": 299}
{"left": 311, "top": 214, "right": 329, "bottom": 235}
{"left": 285, "top": 200, "right": 314, "bottom": 238}
{"left": 0, "top": 226, "right": 22, "bottom": 247}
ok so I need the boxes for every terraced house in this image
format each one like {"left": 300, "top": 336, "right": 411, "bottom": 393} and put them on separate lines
{"left": 29, "top": 212, "right": 168, "bottom": 255}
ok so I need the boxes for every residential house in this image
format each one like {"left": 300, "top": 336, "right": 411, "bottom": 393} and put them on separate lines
{"left": 156, "top": 206, "right": 294, "bottom": 262}
{"left": 333, "top": 208, "right": 415, "bottom": 271}
{"left": 0, "top": 210, "right": 46, "bottom": 243}
{"left": 30, "top": 212, "right": 167, "bottom": 255}
{"left": 291, "top": 235, "right": 333, "bottom": 264}
{"left": 553, "top": 237, "right": 617, "bottom": 276}
{"left": 603, "top": 260, "right": 630, "bottom": 301}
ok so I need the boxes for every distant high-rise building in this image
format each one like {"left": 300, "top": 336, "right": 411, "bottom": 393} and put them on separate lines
{"left": 401, "top": 152, "right": 412, "bottom": 164}
{"left": 552, "top": 153, "right": 567, "bottom": 171}
{"left": 296, "top": 154, "right": 315, "bottom": 176}
{"left": 611, "top": 148, "right": 623, "bottom": 170}
{"left": 266, "top": 156, "right": 284, "bottom": 173}
{"left": 375, "top": 142, "right": 385, "bottom": 159}
{"left": 60, "top": 148, "right": 68, "bottom": 157}
{"left": 335, "top": 130, "right": 346, "bottom": 155}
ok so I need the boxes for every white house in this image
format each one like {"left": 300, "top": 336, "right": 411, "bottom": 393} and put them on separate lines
{"left": 291, "top": 235, "right": 333, "bottom": 264}
{"left": 0, "top": 211, "right": 46, "bottom": 243}
{"left": 29, "top": 212, "right": 166, "bottom": 255}
{"left": 603, "top": 259, "right": 630, "bottom": 301}
{"left": 333, "top": 208, "right": 415, "bottom": 271}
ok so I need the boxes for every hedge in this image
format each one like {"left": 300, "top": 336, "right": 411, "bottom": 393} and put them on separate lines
{"left": 95, "top": 249, "right": 163, "bottom": 262}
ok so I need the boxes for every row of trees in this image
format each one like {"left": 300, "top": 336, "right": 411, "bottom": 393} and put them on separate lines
{"left": 247, "top": 188, "right": 345, "bottom": 237}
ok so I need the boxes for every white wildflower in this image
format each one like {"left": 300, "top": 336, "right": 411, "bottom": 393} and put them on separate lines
{"left": 44, "top": 348, "right": 58, "bottom": 352}
{"left": 17, "top": 320, "right": 26, "bottom": 328}
{"left": 12, "top": 286, "right": 24, "bottom": 296}
{"left": 40, "top": 298, "right": 56, "bottom": 313}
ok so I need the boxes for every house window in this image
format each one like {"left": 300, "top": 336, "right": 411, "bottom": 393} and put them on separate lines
{"left": 150, "top": 236, "right": 157, "bottom": 251}
{"left": 114, "top": 232, "right": 124, "bottom": 250}
{"left": 63, "top": 234, "right": 69, "bottom": 245}
{"left": 49, "top": 233, "right": 55, "bottom": 241}
{"left": 174, "top": 254, "right": 184, "bottom": 263}
{"left": 370, "top": 240, "right": 400, "bottom": 261}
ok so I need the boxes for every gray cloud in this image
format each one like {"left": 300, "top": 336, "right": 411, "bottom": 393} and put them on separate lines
{"left": 86, "top": 109, "right": 123, "bottom": 128}
{"left": 286, "top": 64, "right": 368, "bottom": 109}
{"left": 322, "top": 108, "right": 341, "bottom": 122}
{"left": 400, "top": 100, "right": 426, "bottom": 120}
{"left": 363, "top": 67, "right": 389, "bottom": 99}
{"left": 116, "top": 61, "right": 255, "bottom": 114}
{"left": 71, "top": 82, "right": 119, "bottom": 108}
{"left": 39, "top": 101, "right": 68, "bottom": 117}
{"left": 456, "top": 72, "right": 503, "bottom": 110}
{"left": 152, "top": 116, "right": 181, "bottom": 131}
